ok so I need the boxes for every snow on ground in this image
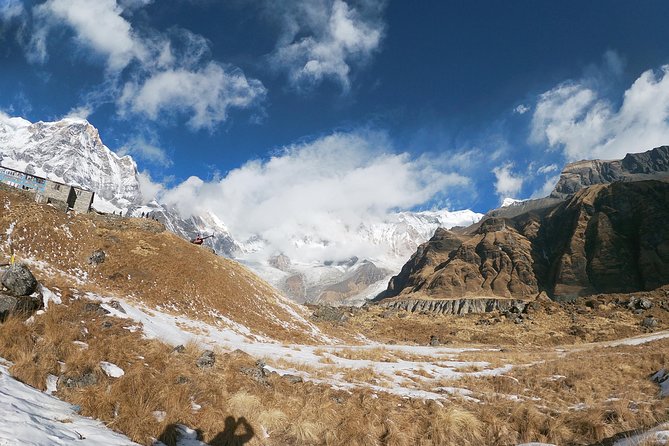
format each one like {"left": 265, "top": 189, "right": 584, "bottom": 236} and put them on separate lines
{"left": 85, "top": 292, "right": 506, "bottom": 400}
{"left": 0, "top": 359, "right": 138, "bottom": 445}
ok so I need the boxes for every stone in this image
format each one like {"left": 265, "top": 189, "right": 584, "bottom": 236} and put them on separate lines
{"left": 240, "top": 360, "right": 269, "bottom": 385}
{"left": 284, "top": 374, "right": 303, "bottom": 384}
{"left": 196, "top": 350, "right": 215, "bottom": 368}
{"left": 642, "top": 317, "right": 658, "bottom": 329}
{"left": 84, "top": 303, "right": 110, "bottom": 315}
{"left": 311, "top": 306, "right": 348, "bottom": 323}
{"left": 175, "top": 376, "right": 190, "bottom": 384}
{"left": 0, "top": 293, "right": 43, "bottom": 321}
{"left": 107, "top": 300, "right": 125, "bottom": 313}
{"left": 429, "top": 335, "right": 440, "bottom": 346}
{"left": 59, "top": 370, "right": 98, "bottom": 388}
{"left": 639, "top": 298, "right": 653, "bottom": 310}
{"left": 0, "top": 294, "right": 17, "bottom": 321}
{"left": 1, "top": 264, "right": 38, "bottom": 296}
{"left": 88, "top": 250, "right": 106, "bottom": 265}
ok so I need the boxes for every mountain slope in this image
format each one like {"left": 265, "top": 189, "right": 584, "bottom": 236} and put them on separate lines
{"left": 380, "top": 146, "right": 669, "bottom": 304}
{"left": 0, "top": 184, "right": 326, "bottom": 343}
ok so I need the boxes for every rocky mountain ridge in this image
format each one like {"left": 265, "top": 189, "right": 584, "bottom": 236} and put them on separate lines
{"left": 379, "top": 146, "right": 669, "bottom": 308}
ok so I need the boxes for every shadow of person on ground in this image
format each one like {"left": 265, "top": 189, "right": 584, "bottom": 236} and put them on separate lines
{"left": 209, "top": 416, "right": 254, "bottom": 446}
{"left": 156, "top": 423, "right": 205, "bottom": 446}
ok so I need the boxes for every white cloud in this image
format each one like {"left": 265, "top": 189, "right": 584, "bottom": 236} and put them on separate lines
{"left": 269, "top": 0, "right": 385, "bottom": 90}
{"left": 26, "top": 0, "right": 266, "bottom": 132}
{"left": 514, "top": 104, "right": 530, "bottom": 114}
{"left": 530, "top": 63, "right": 669, "bottom": 161}
{"left": 0, "top": 0, "right": 24, "bottom": 22}
{"left": 33, "top": 0, "right": 146, "bottom": 70}
{"left": 117, "top": 136, "right": 172, "bottom": 167}
{"left": 492, "top": 163, "right": 523, "bottom": 200}
{"left": 531, "top": 174, "right": 560, "bottom": 199}
{"left": 158, "top": 130, "right": 470, "bottom": 261}
{"left": 137, "top": 170, "right": 164, "bottom": 204}
{"left": 118, "top": 62, "right": 266, "bottom": 130}
{"left": 63, "top": 105, "right": 93, "bottom": 120}
{"left": 536, "top": 163, "right": 558, "bottom": 174}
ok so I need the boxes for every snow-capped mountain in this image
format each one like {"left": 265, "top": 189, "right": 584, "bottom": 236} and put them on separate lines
{"left": 0, "top": 116, "right": 140, "bottom": 210}
{"left": 0, "top": 115, "right": 483, "bottom": 304}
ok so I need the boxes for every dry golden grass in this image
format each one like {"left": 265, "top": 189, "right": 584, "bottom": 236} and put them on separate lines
{"left": 1, "top": 185, "right": 669, "bottom": 446}
{"left": 0, "top": 187, "right": 327, "bottom": 345}
{"left": 332, "top": 289, "right": 669, "bottom": 348}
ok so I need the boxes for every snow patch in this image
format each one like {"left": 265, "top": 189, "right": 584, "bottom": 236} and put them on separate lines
{"left": 0, "top": 360, "right": 139, "bottom": 445}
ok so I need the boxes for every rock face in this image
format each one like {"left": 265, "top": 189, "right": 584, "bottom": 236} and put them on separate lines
{"left": 379, "top": 297, "right": 529, "bottom": 316}
{"left": 380, "top": 220, "right": 540, "bottom": 300}
{"left": 1, "top": 264, "right": 38, "bottom": 296}
{"left": 380, "top": 180, "right": 669, "bottom": 304}
{"left": 551, "top": 146, "right": 669, "bottom": 198}
{"left": 317, "top": 261, "right": 391, "bottom": 304}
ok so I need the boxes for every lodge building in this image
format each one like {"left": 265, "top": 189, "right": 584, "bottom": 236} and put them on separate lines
{"left": 0, "top": 165, "right": 94, "bottom": 213}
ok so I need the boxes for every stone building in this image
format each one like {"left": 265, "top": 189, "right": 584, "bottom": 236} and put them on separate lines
{"left": 0, "top": 165, "right": 94, "bottom": 213}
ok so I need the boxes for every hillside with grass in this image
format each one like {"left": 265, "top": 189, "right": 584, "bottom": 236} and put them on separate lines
{"left": 0, "top": 181, "right": 668, "bottom": 445}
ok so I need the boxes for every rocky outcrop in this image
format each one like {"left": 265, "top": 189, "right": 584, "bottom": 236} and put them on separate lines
{"left": 380, "top": 180, "right": 669, "bottom": 304}
{"left": 551, "top": 146, "right": 669, "bottom": 198}
{"left": 2, "top": 264, "right": 38, "bottom": 296}
{"left": 0, "top": 293, "right": 43, "bottom": 321}
{"left": 380, "top": 220, "right": 540, "bottom": 301}
{"left": 539, "top": 181, "right": 669, "bottom": 299}
{"left": 379, "top": 297, "right": 529, "bottom": 315}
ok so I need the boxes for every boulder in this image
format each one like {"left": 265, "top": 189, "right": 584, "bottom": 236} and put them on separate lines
{"left": 240, "top": 360, "right": 269, "bottom": 385}
{"left": 0, "top": 293, "right": 43, "bottom": 322}
{"left": 58, "top": 370, "right": 98, "bottom": 388}
{"left": 88, "top": 250, "right": 106, "bottom": 265}
{"left": 2, "top": 264, "right": 38, "bottom": 296}
{"left": 83, "top": 303, "right": 110, "bottom": 315}
{"left": 642, "top": 316, "right": 659, "bottom": 329}
{"left": 196, "top": 350, "right": 215, "bottom": 368}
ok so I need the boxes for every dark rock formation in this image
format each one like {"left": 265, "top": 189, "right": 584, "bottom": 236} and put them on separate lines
{"left": 1, "top": 264, "right": 38, "bottom": 296}
{"left": 380, "top": 179, "right": 669, "bottom": 305}
{"left": 0, "top": 293, "right": 43, "bottom": 321}
{"left": 552, "top": 146, "right": 669, "bottom": 198}
{"left": 379, "top": 297, "right": 531, "bottom": 316}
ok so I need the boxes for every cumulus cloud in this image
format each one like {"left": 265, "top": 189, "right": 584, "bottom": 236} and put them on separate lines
{"left": 25, "top": 0, "right": 265, "bottom": 132}
{"left": 530, "top": 61, "right": 669, "bottom": 161}
{"left": 158, "top": 130, "right": 470, "bottom": 261}
{"left": 514, "top": 104, "right": 530, "bottom": 115}
{"left": 137, "top": 170, "right": 164, "bottom": 204}
{"left": 119, "top": 62, "right": 266, "bottom": 130}
{"left": 32, "top": 0, "right": 146, "bottom": 70}
{"left": 268, "top": 0, "right": 385, "bottom": 90}
{"left": 117, "top": 135, "right": 172, "bottom": 167}
{"left": 492, "top": 163, "right": 523, "bottom": 200}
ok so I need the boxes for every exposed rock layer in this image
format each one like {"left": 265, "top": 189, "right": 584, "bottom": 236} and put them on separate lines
{"left": 380, "top": 180, "right": 669, "bottom": 303}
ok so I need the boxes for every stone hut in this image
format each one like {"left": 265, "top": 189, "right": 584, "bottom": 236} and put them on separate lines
{"left": 0, "top": 165, "right": 94, "bottom": 212}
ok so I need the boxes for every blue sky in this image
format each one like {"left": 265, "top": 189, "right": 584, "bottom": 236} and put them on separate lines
{"left": 2, "top": 0, "right": 669, "bottom": 220}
